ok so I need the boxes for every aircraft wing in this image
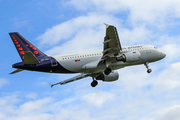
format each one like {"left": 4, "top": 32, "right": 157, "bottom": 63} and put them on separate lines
{"left": 99, "top": 24, "right": 122, "bottom": 66}
{"left": 50, "top": 74, "right": 90, "bottom": 87}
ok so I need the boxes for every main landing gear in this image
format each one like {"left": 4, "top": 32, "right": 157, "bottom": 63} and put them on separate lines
{"left": 144, "top": 62, "right": 152, "bottom": 73}
{"left": 91, "top": 67, "right": 112, "bottom": 87}
{"left": 91, "top": 80, "right": 98, "bottom": 87}
{"left": 91, "top": 76, "right": 98, "bottom": 87}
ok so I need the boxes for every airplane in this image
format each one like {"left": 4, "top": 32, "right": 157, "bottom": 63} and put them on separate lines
{"left": 9, "top": 24, "right": 166, "bottom": 87}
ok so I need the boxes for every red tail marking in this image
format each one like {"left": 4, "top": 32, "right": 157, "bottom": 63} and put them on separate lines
{"left": 20, "top": 51, "right": 25, "bottom": 55}
{"left": 12, "top": 35, "right": 15, "bottom": 39}
{"left": 18, "top": 47, "right": 23, "bottom": 50}
{"left": 34, "top": 51, "right": 38, "bottom": 54}
{"left": 33, "top": 47, "right": 36, "bottom": 50}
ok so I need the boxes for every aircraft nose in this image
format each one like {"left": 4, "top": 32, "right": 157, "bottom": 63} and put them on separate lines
{"left": 160, "top": 51, "right": 166, "bottom": 59}
{"left": 162, "top": 52, "right": 166, "bottom": 58}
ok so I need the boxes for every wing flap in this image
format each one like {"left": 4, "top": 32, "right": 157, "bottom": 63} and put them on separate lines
{"left": 104, "top": 25, "right": 122, "bottom": 54}
{"left": 98, "top": 24, "right": 123, "bottom": 66}
{"left": 103, "top": 38, "right": 113, "bottom": 44}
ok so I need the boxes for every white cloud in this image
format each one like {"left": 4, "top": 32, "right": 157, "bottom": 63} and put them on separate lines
{"left": 162, "top": 44, "right": 180, "bottom": 57}
{"left": 0, "top": 92, "right": 53, "bottom": 120}
{"left": 68, "top": 0, "right": 180, "bottom": 29}
{"left": 141, "top": 105, "right": 180, "bottom": 120}
{"left": 25, "top": 92, "right": 38, "bottom": 99}
{"left": 153, "top": 62, "right": 180, "bottom": 90}
{"left": 1, "top": 61, "right": 180, "bottom": 120}
{"left": 36, "top": 0, "right": 180, "bottom": 56}
{"left": 37, "top": 13, "right": 120, "bottom": 55}
{"left": 82, "top": 91, "right": 116, "bottom": 107}
{"left": 14, "top": 20, "right": 29, "bottom": 28}
{"left": 119, "top": 25, "right": 153, "bottom": 45}
{"left": 158, "top": 105, "right": 180, "bottom": 120}
{"left": 32, "top": 0, "right": 180, "bottom": 119}
{"left": 37, "top": 14, "right": 156, "bottom": 56}
{"left": 3, "top": 0, "right": 180, "bottom": 120}
{"left": 18, "top": 97, "right": 53, "bottom": 115}
{"left": 0, "top": 78, "right": 9, "bottom": 88}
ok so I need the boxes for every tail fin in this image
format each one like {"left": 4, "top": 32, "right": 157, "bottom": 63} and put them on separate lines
{"left": 9, "top": 32, "right": 47, "bottom": 61}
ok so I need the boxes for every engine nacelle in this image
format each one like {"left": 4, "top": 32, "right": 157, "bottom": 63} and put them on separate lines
{"left": 96, "top": 71, "right": 119, "bottom": 82}
{"left": 116, "top": 51, "right": 141, "bottom": 62}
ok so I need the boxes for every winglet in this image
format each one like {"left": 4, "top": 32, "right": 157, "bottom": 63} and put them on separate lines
{"left": 49, "top": 83, "right": 54, "bottom": 88}
{"left": 104, "top": 23, "right": 110, "bottom": 28}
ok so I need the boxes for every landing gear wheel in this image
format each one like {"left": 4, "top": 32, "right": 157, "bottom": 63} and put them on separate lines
{"left": 147, "top": 69, "right": 152, "bottom": 73}
{"left": 104, "top": 68, "right": 112, "bottom": 75}
{"left": 91, "top": 80, "right": 98, "bottom": 87}
{"left": 144, "top": 62, "right": 152, "bottom": 74}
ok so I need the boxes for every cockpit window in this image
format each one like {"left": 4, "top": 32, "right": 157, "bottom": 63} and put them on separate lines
{"left": 154, "top": 47, "right": 158, "bottom": 49}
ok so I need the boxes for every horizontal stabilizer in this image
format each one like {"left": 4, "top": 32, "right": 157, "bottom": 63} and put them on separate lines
{"left": 24, "top": 51, "right": 39, "bottom": 64}
{"left": 10, "top": 69, "right": 24, "bottom": 74}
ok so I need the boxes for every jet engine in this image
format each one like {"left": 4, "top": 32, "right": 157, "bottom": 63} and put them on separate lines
{"left": 116, "top": 51, "right": 141, "bottom": 62}
{"left": 96, "top": 71, "right": 119, "bottom": 82}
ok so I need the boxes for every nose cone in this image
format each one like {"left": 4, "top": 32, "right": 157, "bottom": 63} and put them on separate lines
{"left": 161, "top": 51, "right": 166, "bottom": 58}
{"left": 159, "top": 50, "right": 166, "bottom": 59}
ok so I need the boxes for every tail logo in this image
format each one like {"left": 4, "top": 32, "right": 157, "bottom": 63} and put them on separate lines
{"left": 16, "top": 44, "right": 20, "bottom": 47}
{"left": 18, "top": 47, "right": 23, "bottom": 50}
{"left": 11, "top": 34, "right": 39, "bottom": 59}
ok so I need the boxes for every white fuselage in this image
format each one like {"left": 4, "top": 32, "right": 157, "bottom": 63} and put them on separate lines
{"left": 53, "top": 45, "right": 166, "bottom": 74}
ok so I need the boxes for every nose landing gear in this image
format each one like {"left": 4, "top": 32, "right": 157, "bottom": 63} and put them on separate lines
{"left": 144, "top": 62, "right": 152, "bottom": 73}
{"left": 147, "top": 69, "right": 152, "bottom": 73}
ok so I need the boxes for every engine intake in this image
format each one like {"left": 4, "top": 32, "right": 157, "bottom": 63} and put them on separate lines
{"left": 116, "top": 51, "right": 141, "bottom": 62}
{"left": 96, "top": 71, "right": 119, "bottom": 82}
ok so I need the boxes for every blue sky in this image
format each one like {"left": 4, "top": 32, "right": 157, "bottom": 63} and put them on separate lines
{"left": 1, "top": 0, "right": 180, "bottom": 120}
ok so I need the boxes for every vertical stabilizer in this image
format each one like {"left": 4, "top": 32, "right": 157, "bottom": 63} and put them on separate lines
{"left": 9, "top": 32, "right": 47, "bottom": 61}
